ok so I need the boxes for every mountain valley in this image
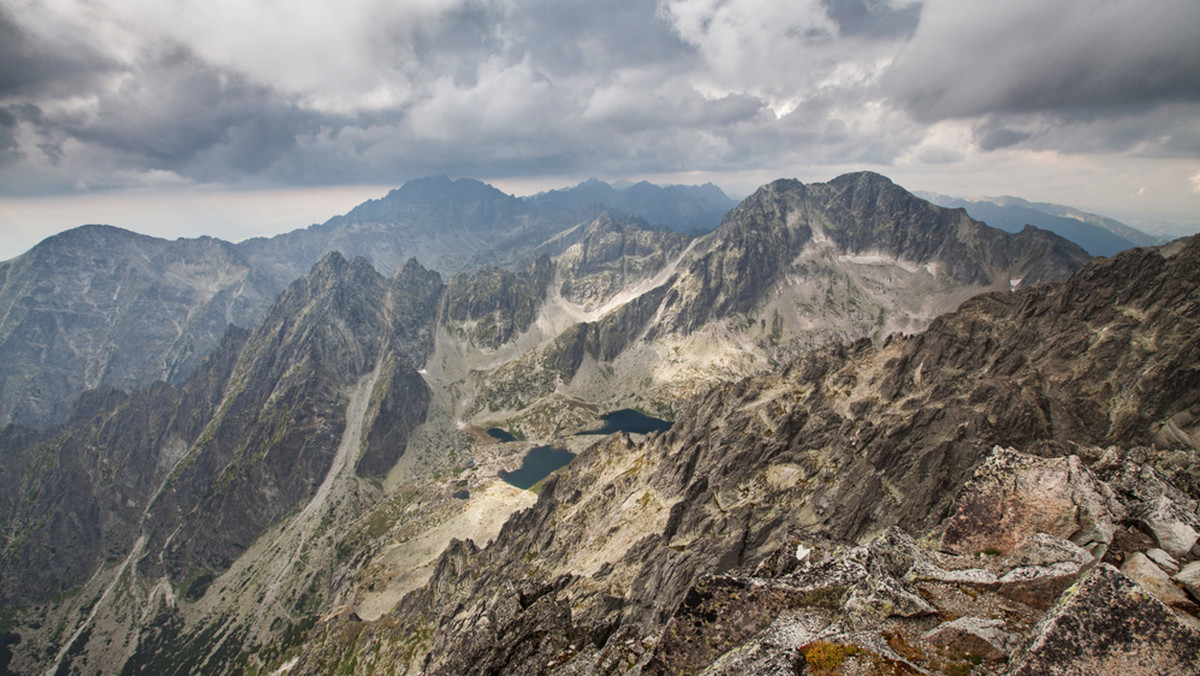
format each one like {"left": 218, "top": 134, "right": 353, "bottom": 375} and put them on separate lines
{"left": 1, "top": 172, "right": 1197, "bottom": 675}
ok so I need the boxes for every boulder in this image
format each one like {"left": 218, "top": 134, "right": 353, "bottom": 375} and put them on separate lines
{"left": 940, "top": 447, "right": 1122, "bottom": 557}
{"left": 1121, "top": 552, "right": 1197, "bottom": 611}
{"left": 1176, "top": 561, "right": 1200, "bottom": 603}
{"left": 1146, "top": 548, "right": 1180, "bottom": 574}
{"left": 923, "top": 616, "right": 1017, "bottom": 662}
{"left": 1136, "top": 495, "right": 1200, "bottom": 559}
{"left": 1009, "top": 564, "right": 1200, "bottom": 675}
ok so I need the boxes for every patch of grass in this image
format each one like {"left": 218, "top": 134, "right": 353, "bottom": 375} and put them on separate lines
{"left": 801, "top": 641, "right": 861, "bottom": 675}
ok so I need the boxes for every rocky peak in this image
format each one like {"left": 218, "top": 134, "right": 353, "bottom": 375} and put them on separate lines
{"left": 388, "top": 175, "right": 512, "bottom": 205}
{"left": 443, "top": 256, "right": 554, "bottom": 348}
{"left": 654, "top": 172, "right": 1089, "bottom": 336}
{"left": 0, "top": 224, "right": 279, "bottom": 429}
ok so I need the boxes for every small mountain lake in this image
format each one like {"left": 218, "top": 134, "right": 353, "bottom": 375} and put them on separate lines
{"left": 577, "top": 408, "right": 673, "bottom": 436}
{"left": 499, "top": 446, "right": 576, "bottom": 490}
{"left": 486, "top": 427, "right": 518, "bottom": 442}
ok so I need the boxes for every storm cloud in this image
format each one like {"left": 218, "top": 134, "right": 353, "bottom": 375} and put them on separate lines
{"left": 0, "top": 0, "right": 1197, "bottom": 203}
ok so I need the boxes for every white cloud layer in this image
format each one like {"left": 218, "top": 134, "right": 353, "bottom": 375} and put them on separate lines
{"left": 0, "top": 0, "right": 1197, "bottom": 233}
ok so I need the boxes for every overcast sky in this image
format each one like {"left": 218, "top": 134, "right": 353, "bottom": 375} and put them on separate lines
{"left": 2, "top": 0, "right": 1199, "bottom": 258}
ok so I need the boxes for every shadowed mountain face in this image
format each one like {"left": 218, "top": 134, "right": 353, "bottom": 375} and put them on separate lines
{"left": 531, "top": 178, "right": 737, "bottom": 234}
{"left": 0, "top": 226, "right": 279, "bottom": 429}
{"left": 298, "top": 234, "right": 1199, "bottom": 676}
{"left": 0, "top": 253, "right": 441, "bottom": 606}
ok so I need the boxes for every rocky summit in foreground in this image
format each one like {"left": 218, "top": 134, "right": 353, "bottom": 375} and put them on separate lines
{"left": 289, "top": 234, "right": 1200, "bottom": 674}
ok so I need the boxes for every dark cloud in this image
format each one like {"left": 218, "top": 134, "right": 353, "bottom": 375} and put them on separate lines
{"left": 974, "top": 124, "right": 1031, "bottom": 151}
{"left": 509, "top": 0, "right": 694, "bottom": 74}
{"left": 0, "top": 7, "right": 117, "bottom": 99}
{"left": 885, "top": 0, "right": 1200, "bottom": 120}
{"left": 821, "top": 0, "right": 921, "bottom": 39}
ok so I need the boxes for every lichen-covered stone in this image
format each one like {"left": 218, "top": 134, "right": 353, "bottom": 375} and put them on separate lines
{"left": 940, "top": 447, "right": 1122, "bottom": 557}
{"left": 1136, "top": 495, "right": 1200, "bottom": 558}
{"left": 1173, "top": 561, "right": 1200, "bottom": 604}
{"left": 1009, "top": 564, "right": 1200, "bottom": 675}
{"left": 923, "top": 616, "right": 1016, "bottom": 662}
{"left": 1121, "top": 552, "right": 1197, "bottom": 612}
{"left": 1146, "top": 547, "right": 1181, "bottom": 574}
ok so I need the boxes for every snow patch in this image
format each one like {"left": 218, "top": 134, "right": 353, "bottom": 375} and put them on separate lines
{"left": 269, "top": 656, "right": 300, "bottom": 675}
{"left": 1009, "top": 276, "right": 1025, "bottom": 291}
{"left": 796, "top": 543, "right": 812, "bottom": 562}
{"left": 837, "top": 253, "right": 920, "bottom": 274}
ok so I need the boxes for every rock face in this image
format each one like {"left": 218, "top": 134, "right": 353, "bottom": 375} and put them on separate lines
{"left": 555, "top": 213, "right": 691, "bottom": 311}
{"left": 0, "top": 253, "right": 441, "bottom": 608}
{"left": 442, "top": 257, "right": 553, "bottom": 349}
{"left": 0, "top": 225, "right": 279, "bottom": 429}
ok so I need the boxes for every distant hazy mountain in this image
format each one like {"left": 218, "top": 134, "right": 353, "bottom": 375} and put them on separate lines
{"left": 917, "top": 190, "right": 1164, "bottom": 257}
{"left": 530, "top": 178, "right": 737, "bottom": 233}
{"left": 0, "top": 226, "right": 280, "bottom": 428}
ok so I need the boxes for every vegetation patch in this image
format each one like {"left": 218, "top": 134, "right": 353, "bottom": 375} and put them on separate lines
{"left": 800, "top": 641, "right": 861, "bottom": 675}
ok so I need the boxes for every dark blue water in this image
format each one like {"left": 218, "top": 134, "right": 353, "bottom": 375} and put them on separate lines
{"left": 487, "top": 427, "right": 518, "bottom": 442}
{"left": 499, "top": 446, "right": 576, "bottom": 490}
{"left": 577, "top": 408, "right": 673, "bottom": 436}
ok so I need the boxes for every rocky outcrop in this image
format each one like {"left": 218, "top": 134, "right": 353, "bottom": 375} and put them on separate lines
{"left": 555, "top": 213, "right": 690, "bottom": 311}
{"left": 940, "top": 448, "right": 1122, "bottom": 556}
{"left": 443, "top": 257, "right": 553, "bottom": 348}
{"left": 1009, "top": 564, "right": 1200, "bottom": 675}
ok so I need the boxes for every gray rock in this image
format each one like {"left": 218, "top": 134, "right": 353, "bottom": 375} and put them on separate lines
{"left": 924, "top": 616, "right": 1017, "bottom": 662}
{"left": 1176, "top": 561, "right": 1200, "bottom": 603}
{"left": 940, "top": 447, "right": 1121, "bottom": 557}
{"left": 1137, "top": 495, "right": 1200, "bottom": 558}
{"left": 1009, "top": 564, "right": 1200, "bottom": 675}
{"left": 1006, "top": 532, "right": 1094, "bottom": 571}
{"left": 1147, "top": 547, "right": 1180, "bottom": 574}
{"left": 1121, "top": 552, "right": 1196, "bottom": 610}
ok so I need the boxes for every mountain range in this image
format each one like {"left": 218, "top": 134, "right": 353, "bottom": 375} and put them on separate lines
{"left": 1, "top": 172, "right": 1198, "bottom": 675}
{"left": 0, "top": 177, "right": 735, "bottom": 432}
{"left": 916, "top": 190, "right": 1165, "bottom": 257}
